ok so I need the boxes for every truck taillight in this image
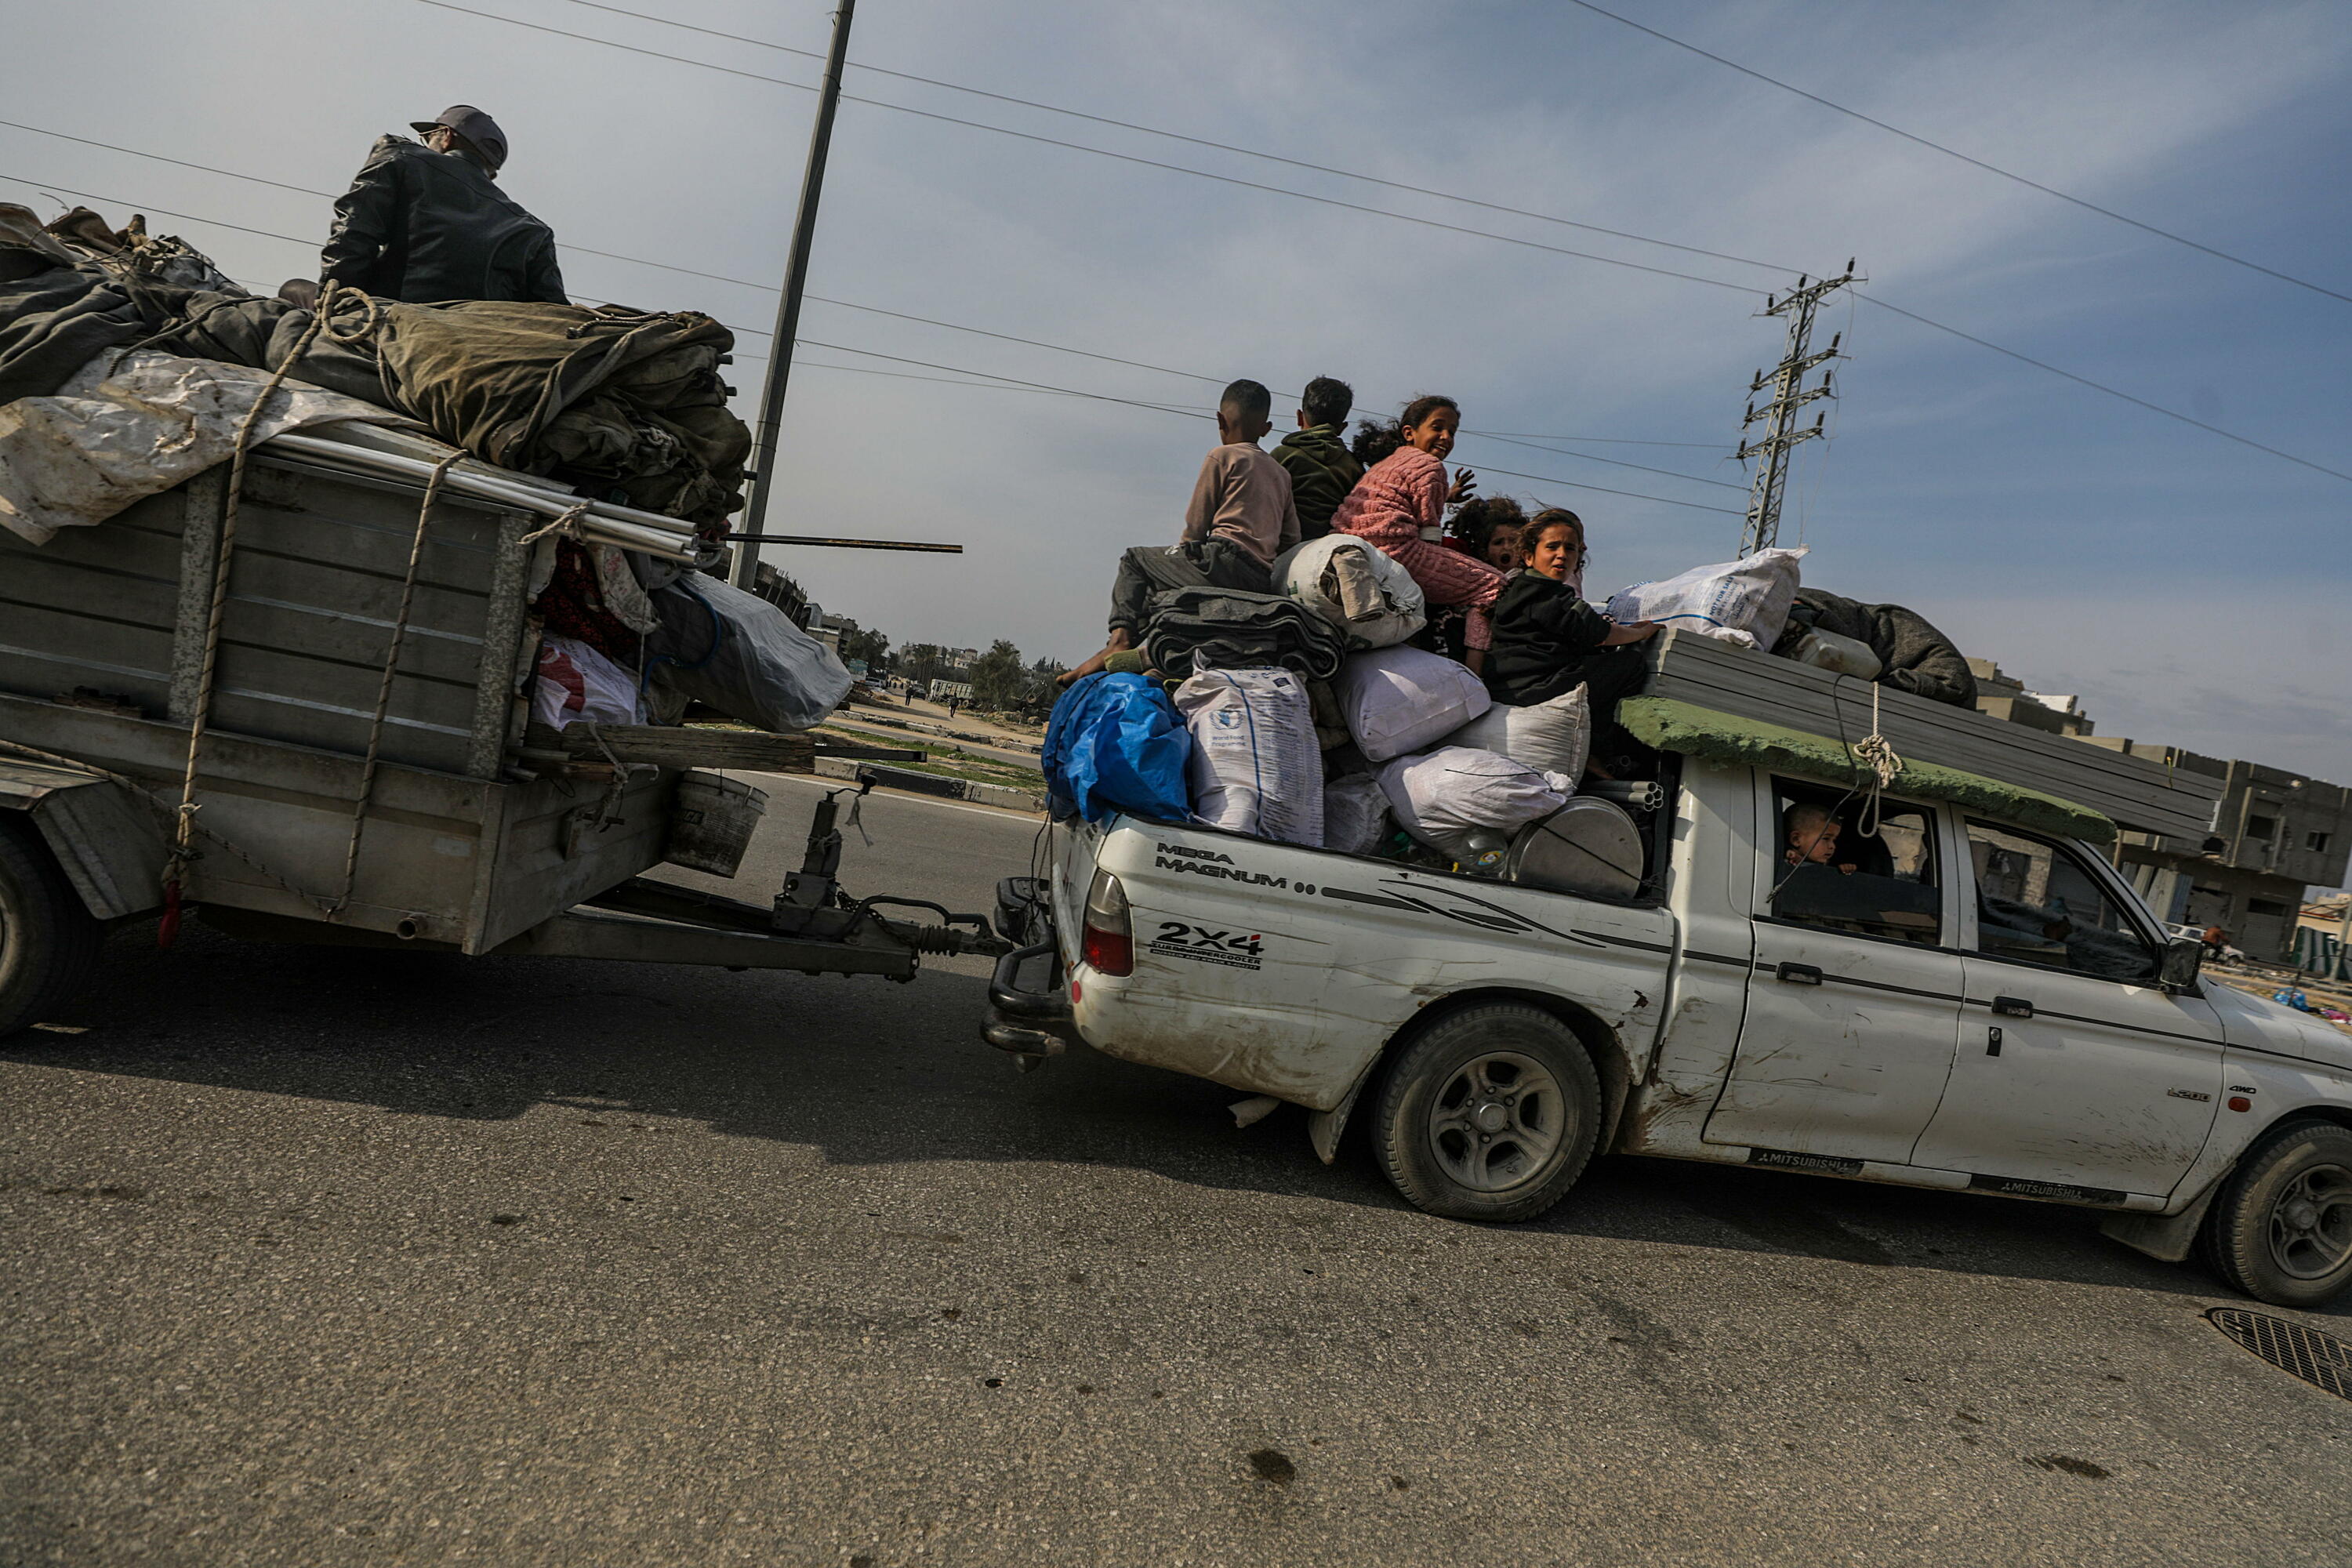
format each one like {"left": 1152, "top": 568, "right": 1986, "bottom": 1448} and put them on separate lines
{"left": 1080, "top": 869, "right": 1133, "bottom": 977}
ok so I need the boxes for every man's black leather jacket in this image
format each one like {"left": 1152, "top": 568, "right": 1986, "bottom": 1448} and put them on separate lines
{"left": 321, "top": 135, "right": 567, "bottom": 304}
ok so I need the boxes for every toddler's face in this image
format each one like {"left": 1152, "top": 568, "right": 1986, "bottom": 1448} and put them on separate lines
{"left": 1793, "top": 821, "right": 1841, "bottom": 863}
{"left": 1486, "top": 526, "right": 1523, "bottom": 570}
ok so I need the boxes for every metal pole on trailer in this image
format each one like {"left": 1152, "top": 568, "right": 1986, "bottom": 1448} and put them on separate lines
{"left": 733, "top": 0, "right": 858, "bottom": 590}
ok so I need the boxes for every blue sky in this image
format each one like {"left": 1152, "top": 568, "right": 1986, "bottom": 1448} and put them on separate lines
{"left": 7, "top": 0, "right": 2347, "bottom": 789}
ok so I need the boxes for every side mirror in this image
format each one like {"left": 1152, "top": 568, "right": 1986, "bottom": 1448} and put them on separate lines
{"left": 2158, "top": 934, "right": 2205, "bottom": 993}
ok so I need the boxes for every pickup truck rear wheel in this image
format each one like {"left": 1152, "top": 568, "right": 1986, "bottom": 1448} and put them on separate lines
{"left": 1373, "top": 1004, "right": 1602, "bottom": 1223}
{"left": 2199, "top": 1119, "right": 2352, "bottom": 1308}
{"left": 0, "top": 815, "right": 103, "bottom": 1040}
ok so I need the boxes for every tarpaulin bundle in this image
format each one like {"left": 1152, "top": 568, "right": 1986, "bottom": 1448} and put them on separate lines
{"left": 1771, "top": 588, "right": 1978, "bottom": 708}
{"left": 0, "top": 205, "right": 752, "bottom": 530}
{"left": 1042, "top": 673, "right": 1192, "bottom": 825}
{"left": 138, "top": 293, "right": 750, "bottom": 529}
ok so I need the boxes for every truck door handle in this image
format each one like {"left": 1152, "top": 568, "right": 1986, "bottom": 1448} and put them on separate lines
{"left": 1776, "top": 961, "right": 1824, "bottom": 986}
{"left": 1991, "top": 996, "right": 2034, "bottom": 1019}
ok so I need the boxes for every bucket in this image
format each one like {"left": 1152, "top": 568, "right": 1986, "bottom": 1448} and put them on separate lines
{"left": 665, "top": 770, "right": 768, "bottom": 877}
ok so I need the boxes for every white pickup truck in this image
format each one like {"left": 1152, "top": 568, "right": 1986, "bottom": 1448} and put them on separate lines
{"left": 986, "top": 656, "right": 2352, "bottom": 1310}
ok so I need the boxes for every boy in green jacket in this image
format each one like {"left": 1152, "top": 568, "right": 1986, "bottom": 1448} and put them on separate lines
{"left": 1270, "top": 376, "right": 1363, "bottom": 539}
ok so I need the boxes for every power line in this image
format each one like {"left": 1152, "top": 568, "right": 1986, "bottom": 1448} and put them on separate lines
{"left": 7, "top": 129, "right": 2343, "bottom": 489}
{"left": 1853, "top": 292, "right": 2352, "bottom": 485}
{"left": 1456, "top": 429, "right": 1746, "bottom": 491}
{"left": 387, "top": 5, "right": 2352, "bottom": 485}
{"left": 1465, "top": 462, "right": 1741, "bottom": 516}
{"left": 406, "top": 0, "right": 1766, "bottom": 296}
{"left": 1565, "top": 0, "right": 2352, "bottom": 308}
{"left": 551, "top": 0, "right": 1798, "bottom": 279}
{"left": 1475, "top": 430, "right": 1729, "bottom": 448}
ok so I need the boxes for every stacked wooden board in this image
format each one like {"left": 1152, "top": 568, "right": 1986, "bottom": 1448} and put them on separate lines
{"left": 1640, "top": 630, "right": 2223, "bottom": 841}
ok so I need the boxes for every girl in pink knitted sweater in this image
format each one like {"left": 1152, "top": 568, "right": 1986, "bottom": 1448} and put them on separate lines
{"left": 1330, "top": 394, "right": 1506, "bottom": 670}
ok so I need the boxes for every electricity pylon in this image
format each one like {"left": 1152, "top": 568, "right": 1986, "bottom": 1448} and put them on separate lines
{"left": 1737, "top": 261, "right": 1857, "bottom": 555}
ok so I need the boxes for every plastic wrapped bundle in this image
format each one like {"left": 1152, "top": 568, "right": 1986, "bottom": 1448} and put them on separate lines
{"left": 1043, "top": 673, "right": 1191, "bottom": 824}
{"left": 1272, "top": 534, "right": 1426, "bottom": 649}
{"left": 1377, "top": 746, "right": 1575, "bottom": 864}
{"left": 643, "top": 572, "right": 851, "bottom": 731}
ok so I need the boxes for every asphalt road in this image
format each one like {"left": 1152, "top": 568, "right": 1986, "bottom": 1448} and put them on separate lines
{"left": 5, "top": 782, "right": 2349, "bottom": 1566}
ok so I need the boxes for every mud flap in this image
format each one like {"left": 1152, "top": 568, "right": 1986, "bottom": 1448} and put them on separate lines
{"left": 1307, "top": 1061, "right": 1379, "bottom": 1166}
{"left": 2099, "top": 1177, "right": 2223, "bottom": 1264}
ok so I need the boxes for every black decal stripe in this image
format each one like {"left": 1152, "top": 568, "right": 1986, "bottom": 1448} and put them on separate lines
{"left": 1320, "top": 887, "right": 1424, "bottom": 913}
{"left": 1958, "top": 997, "right": 2222, "bottom": 1047}
{"left": 1573, "top": 930, "right": 1675, "bottom": 955}
{"left": 1682, "top": 949, "right": 1753, "bottom": 968}
{"left": 2221, "top": 1041, "right": 2350, "bottom": 1071}
{"left": 1968, "top": 1174, "right": 2131, "bottom": 1206}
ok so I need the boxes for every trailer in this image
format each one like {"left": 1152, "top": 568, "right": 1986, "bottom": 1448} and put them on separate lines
{"left": 0, "top": 434, "right": 1006, "bottom": 1036}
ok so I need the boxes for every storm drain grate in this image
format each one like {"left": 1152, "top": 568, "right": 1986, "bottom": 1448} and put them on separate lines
{"left": 2206, "top": 1308, "right": 2352, "bottom": 1400}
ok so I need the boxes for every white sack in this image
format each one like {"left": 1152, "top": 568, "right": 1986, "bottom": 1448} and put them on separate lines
{"left": 644, "top": 572, "right": 853, "bottom": 732}
{"left": 1322, "top": 774, "right": 1394, "bottom": 855}
{"left": 1272, "top": 534, "right": 1426, "bottom": 649}
{"left": 532, "top": 634, "right": 644, "bottom": 731}
{"left": 0, "top": 350, "right": 410, "bottom": 545}
{"left": 1442, "top": 683, "right": 1591, "bottom": 781}
{"left": 1334, "top": 645, "right": 1491, "bottom": 763}
{"left": 1174, "top": 667, "right": 1324, "bottom": 847}
{"left": 1378, "top": 746, "right": 1574, "bottom": 862}
{"left": 1606, "top": 546, "right": 1807, "bottom": 651}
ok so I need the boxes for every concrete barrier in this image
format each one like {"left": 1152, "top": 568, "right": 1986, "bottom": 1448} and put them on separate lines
{"left": 811, "top": 757, "right": 1046, "bottom": 815}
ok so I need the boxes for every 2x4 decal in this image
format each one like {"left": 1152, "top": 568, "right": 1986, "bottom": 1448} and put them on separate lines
{"left": 1149, "top": 920, "right": 1265, "bottom": 971}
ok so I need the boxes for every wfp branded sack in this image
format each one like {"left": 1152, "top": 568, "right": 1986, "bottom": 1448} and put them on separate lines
{"left": 1173, "top": 667, "right": 1323, "bottom": 847}
{"left": 1606, "top": 546, "right": 1807, "bottom": 650}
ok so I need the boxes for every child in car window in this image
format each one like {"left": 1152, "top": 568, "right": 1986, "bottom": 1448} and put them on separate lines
{"left": 1784, "top": 804, "right": 1857, "bottom": 873}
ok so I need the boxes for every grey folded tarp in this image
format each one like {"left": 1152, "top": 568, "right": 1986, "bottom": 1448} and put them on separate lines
{"left": 1776, "top": 588, "right": 1977, "bottom": 707}
{"left": 1142, "top": 586, "right": 1350, "bottom": 681}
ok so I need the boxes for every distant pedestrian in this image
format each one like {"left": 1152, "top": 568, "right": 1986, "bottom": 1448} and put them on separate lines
{"left": 1270, "top": 376, "right": 1364, "bottom": 539}
{"left": 321, "top": 104, "right": 568, "bottom": 304}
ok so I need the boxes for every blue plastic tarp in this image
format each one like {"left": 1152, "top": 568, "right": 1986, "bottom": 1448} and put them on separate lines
{"left": 1042, "top": 673, "right": 1191, "bottom": 824}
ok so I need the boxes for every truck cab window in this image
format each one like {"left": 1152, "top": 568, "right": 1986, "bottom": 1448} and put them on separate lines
{"left": 1965, "top": 822, "right": 2157, "bottom": 982}
{"left": 1766, "top": 780, "right": 1941, "bottom": 945}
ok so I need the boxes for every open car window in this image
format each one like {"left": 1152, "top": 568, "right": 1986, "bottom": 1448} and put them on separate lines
{"left": 1766, "top": 779, "right": 1942, "bottom": 946}
{"left": 1965, "top": 822, "right": 2158, "bottom": 982}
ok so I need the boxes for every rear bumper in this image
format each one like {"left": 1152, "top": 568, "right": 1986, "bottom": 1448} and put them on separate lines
{"left": 983, "top": 938, "right": 1080, "bottom": 1061}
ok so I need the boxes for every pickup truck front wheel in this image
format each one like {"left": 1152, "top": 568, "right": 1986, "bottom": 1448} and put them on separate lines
{"left": 0, "top": 815, "right": 103, "bottom": 1040}
{"left": 1373, "top": 1004, "right": 1602, "bottom": 1223}
{"left": 2200, "top": 1119, "right": 2352, "bottom": 1308}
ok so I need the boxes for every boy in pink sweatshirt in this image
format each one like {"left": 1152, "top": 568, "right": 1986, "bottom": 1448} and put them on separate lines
{"left": 1061, "top": 379, "right": 1301, "bottom": 686}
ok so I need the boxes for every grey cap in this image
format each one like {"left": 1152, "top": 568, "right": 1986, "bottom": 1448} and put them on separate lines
{"left": 411, "top": 104, "right": 508, "bottom": 170}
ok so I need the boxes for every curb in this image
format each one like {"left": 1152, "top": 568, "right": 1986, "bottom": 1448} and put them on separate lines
{"left": 811, "top": 756, "right": 1046, "bottom": 815}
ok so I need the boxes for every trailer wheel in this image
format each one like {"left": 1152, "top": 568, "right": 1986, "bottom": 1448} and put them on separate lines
{"left": 2198, "top": 1119, "right": 2352, "bottom": 1308}
{"left": 0, "top": 815, "right": 103, "bottom": 1040}
{"left": 1372, "top": 1003, "right": 1602, "bottom": 1223}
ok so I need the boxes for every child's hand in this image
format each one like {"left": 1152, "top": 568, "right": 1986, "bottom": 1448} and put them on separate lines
{"left": 1446, "top": 468, "right": 1478, "bottom": 503}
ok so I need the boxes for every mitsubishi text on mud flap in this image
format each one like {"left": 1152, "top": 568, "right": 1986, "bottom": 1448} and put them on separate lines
{"left": 986, "top": 654, "right": 2352, "bottom": 1310}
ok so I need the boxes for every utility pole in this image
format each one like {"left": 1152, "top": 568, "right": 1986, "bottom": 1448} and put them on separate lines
{"left": 1736, "top": 260, "right": 1857, "bottom": 556}
{"left": 733, "top": 0, "right": 858, "bottom": 590}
